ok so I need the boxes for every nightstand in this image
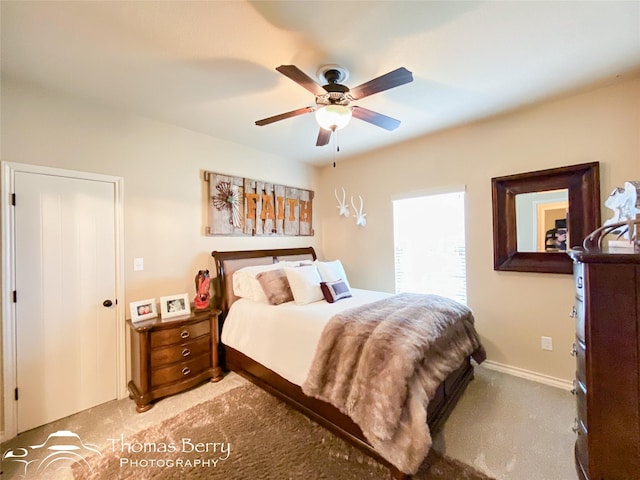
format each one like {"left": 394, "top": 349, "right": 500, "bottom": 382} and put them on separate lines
{"left": 127, "top": 308, "right": 223, "bottom": 412}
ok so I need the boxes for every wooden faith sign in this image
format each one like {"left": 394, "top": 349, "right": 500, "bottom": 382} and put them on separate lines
{"left": 204, "top": 171, "right": 314, "bottom": 236}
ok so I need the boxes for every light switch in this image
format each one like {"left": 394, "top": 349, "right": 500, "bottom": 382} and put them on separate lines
{"left": 133, "top": 257, "right": 144, "bottom": 271}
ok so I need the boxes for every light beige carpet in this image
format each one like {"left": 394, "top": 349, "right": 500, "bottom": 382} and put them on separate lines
{"left": 73, "top": 383, "right": 494, "bottom": 479}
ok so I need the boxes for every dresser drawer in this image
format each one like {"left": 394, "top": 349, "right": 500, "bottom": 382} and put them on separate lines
{"left": 575, "top": 337, "right": 586, "bottom": 384}
{"left": 150, "top": 319, "right": 210, "bottom": 348}
{"left": 575, "top": 378, "right": 587, "bottom": 431}
{"left": 573, "top": 263, "right": 584, "bottom": 300}
{"left": 151, "top": 335, "right": 210, "bottom": 367}
{"left": 575, "top": 421, "right": 589, "bottom": 474}
{"left": 574, "top": 298, "right": 585, "bottom": 342}
{"left": 151, "top": 353, "right": 211, "bottom": 388}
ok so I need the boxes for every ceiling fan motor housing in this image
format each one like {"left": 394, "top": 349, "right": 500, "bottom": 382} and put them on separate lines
{"left": 316, "top": 65, "right": 351, "bottom": 106}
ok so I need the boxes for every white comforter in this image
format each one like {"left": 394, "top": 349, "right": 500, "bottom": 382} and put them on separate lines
{"left": 220, "top": 288, "right": 391, "bottom": 386}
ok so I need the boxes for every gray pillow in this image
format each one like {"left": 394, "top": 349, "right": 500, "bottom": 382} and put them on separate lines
{"left": 320, "top": 279, "right": 352, "bottom": 303}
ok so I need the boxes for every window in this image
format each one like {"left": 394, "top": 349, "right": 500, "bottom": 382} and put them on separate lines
{"left": 393, "top": 189, "right": 467, "bottom": 304}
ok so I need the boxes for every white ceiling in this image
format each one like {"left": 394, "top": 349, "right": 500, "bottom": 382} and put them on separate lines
{"left": 2, "top": 1, "right": 639, "bottom": 166}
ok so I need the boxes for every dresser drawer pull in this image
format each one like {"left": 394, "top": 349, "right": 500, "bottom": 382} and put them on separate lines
{"left": 576, "top": 276, "right": 582, "bottom": 289}
{"left": 570, "top": 343, "right": 577, "bottom": 357}
{"left": 181, "top": 367, "right": 191, "bottom": 376}
{"left": 572, "top": 418, "right": 579, "bottom": 434}
{"left": 182, "top": 348, "right": 191, "bottom": 357}
{"left": 569, "top": 306, "right": 577, "bottom": 318}
{"left": 571, "top": 379, "right": 577, "bottom": 395}
{"left": 180, "top": 330, "right": 190, "bottom": 339}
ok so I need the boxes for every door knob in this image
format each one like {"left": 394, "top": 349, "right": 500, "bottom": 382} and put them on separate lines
{"left": 103, "top": 299, "right": 113, "bottom": 307}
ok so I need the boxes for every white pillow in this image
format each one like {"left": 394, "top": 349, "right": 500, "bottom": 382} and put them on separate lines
{"left": 284, "top": 265, "right": 324, "bottom": 305}
{"left": 276, "top": 260, "right": 314, "bottom": 267}
{"left": 315, "top": 260, "right": 351, "bottom": 289}
{"left": 233, "top": 263, "right": 282, "bottom": 303}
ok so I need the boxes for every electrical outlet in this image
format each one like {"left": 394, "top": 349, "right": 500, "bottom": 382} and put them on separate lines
{"left": 541, "top": 336, "right": 553, "bottom": 351}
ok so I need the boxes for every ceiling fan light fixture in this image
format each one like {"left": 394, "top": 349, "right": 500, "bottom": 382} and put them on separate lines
{"left": 315, "top": 105, "right": 352, "bottom": 131}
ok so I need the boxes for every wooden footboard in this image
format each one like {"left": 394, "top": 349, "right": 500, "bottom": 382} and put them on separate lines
{"left": 224, "top": 345, "right": 474, "bottom": 478}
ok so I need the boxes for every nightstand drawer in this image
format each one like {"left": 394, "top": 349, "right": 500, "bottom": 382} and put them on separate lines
{"left": 151, "top": 335, "right": 210, "bottom": 367}
{"left": 150, "top": 319, "right": 210, "bottom": 348}
{"left": 151, "top": 353, "right": 211, "bottom": 388}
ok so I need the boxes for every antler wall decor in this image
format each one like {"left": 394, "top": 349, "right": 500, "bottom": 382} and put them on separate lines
{"left": 334, "top": 187, "right": 350, "bottom": 217}
{"left": 351, "top": 195, "right": 367, "bottom": 227}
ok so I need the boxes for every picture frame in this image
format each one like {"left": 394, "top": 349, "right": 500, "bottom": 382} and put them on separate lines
{"left": 129, "top": 298, "right": 158, "bottom": 323}
{"left": 160, "top": 293, "right": 191, "bottom": 320}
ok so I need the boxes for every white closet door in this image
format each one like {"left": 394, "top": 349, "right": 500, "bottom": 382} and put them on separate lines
{"left": 15, "top": 171, "right": 118, "bottom": 432}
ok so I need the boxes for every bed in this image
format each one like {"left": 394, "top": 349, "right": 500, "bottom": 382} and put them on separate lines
{"left": 211, "top": 246, "right": 484, "bottom": 479}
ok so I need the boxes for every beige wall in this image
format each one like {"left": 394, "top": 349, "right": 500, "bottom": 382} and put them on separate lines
{"left": 318, "top": 77, "right": 640, "bottom": 382}
{"left": 0, "top": 80, "right": 321, "bottom": 434}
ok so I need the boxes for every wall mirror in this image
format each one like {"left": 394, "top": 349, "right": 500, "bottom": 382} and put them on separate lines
{"left": 492, "top": 162, "right": 600, "bottom": 274}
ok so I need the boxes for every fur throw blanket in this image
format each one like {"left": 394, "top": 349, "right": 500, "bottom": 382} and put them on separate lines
{"left": 302, "top": 292, "right": 486, "bottom": 474}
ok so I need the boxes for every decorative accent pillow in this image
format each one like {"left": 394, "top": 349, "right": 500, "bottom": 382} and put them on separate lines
{"left": 320, "top": 279, "right": 352, "bottom": 303}
{"left": 233, "top": 263, "right": 282, "bottom": 303}
{"left": 315, "top": 259, "right": 351, "bottom": 289}
{"left": 284, "top": 265, "right": 324, "bottom": 305}
{"left": 256, "top": 269, "right": 293, "bottom": 305}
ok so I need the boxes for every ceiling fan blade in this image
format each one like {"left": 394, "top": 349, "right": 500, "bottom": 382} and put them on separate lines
{"left": 255, "top": 106, "right": 315, "bottom": 126}
{"left": 276, "top": 65, "right": 327, "bottom": 96}
{"left": 349, "top": 67, "right": 413, "bottom": 100}
{"left": 316, "top": 127, "right": 332, "bottom": 146}
{"left": 351, "top": 106, "right": 401, "bottom": 131}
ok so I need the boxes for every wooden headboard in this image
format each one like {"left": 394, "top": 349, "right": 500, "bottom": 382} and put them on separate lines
{"left": 210, "top": 247, "right": 317, "bottom": 319}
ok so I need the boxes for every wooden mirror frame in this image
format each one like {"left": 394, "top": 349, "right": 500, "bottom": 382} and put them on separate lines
{"left": 492, "top": 162, "right": 600, "bottom": 274}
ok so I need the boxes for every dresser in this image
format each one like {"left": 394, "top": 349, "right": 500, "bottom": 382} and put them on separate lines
{"left": 568, "top": 250, "right": 640, "bottom": 480}
{"left": 127, "top": 309, "right": 223, "bottom": 412}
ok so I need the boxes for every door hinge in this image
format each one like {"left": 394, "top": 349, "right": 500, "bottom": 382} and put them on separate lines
{"left": 14, "top": 387, "right": 18, "bottom": 401}
{"left": 12, "top": 291, "right": 17, "bottom": 303}
{"left": 11, "top": 193, "right": 16, "bottom": 206}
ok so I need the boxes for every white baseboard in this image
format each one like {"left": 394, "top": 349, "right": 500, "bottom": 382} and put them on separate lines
{"left": 481, "top": 360, "right": 573, "bottom": 391}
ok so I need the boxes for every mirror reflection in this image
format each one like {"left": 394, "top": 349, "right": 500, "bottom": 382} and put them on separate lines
{"left": 515, "top": 189, "right": 569, "bottom": 252}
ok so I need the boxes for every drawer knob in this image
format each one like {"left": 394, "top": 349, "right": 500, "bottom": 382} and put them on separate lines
{"left": 182, "top": 348, "right": 191, "bottom": 357}
{"left": 180, "top": 330, "right": 190, "bottom": 339}
{"left": 181, "top": 367, "right": 191, "bottom": 376}
{"left": 576, "top": 276, "right": 583, "bottom": 288}
{"left": 571, "top": 379, "right": 577, "bottom": 395}
{"left": 569, "top": 306, "right": 577, "bottom": 318}
{"left": 572, "top": 418, "right": 579, "bottom": 434}
{"left": 570, "top": 343, "right": 577, "bottom": 357}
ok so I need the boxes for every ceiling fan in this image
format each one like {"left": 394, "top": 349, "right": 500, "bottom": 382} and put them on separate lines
{"left": 255, "top": 64, "right": 414, "bottom": 146}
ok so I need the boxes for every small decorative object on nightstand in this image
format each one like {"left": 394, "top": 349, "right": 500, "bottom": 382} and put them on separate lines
{"left": 194, "top": 269, "right": 211, "bottom": 310}
{"left": 127, "top": 308, "right": 223, "bottom": 413}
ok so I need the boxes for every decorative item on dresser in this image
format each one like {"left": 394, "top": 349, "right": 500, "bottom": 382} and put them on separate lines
{"left": 127, "top": 308, "right": 223, "bottom": 413}
{"left": 568, "top": 225, "right": 640, "bottom": 480}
